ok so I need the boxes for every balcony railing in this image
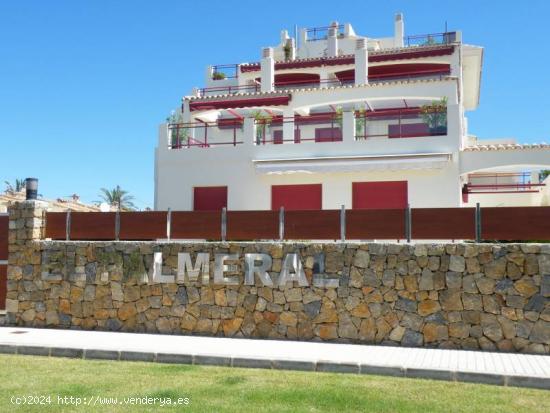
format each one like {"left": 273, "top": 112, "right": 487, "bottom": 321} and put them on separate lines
{"left": 168, "top": 108, "right": 448, "bottom": 150}
{"left": 168, "top": 120, "right": 244, "bottom": 148}
{"left": 255, "top": 113, "right": 342, "bottom": 145}
{"left": 403, "top": 32, "right": 457, "bottom": 47}
{"left": 354, "top": 108, "right": 447, "bottom": 140}
{"left": 211, "top": 64, "right": 239, "bottom": 80}
{"left": 465, "top": 172, "right": 545, "bottom": 194}
{"left": 306, "top": 24, "right": 345, "bottom": 41}
{"left": 197, "top": 72, "right": 450, "bottom": 97}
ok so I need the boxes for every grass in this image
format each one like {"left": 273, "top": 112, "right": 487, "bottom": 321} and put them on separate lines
{"left": 0, "top": 354, "right": 548, "bottom": 412}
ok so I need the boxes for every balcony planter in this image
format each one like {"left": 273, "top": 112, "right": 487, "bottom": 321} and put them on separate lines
{"left": 421, "top": 97, "right": 447, "bottom": 135}
{"left": 429, "top": 125, "right": 447, "bottom": 135}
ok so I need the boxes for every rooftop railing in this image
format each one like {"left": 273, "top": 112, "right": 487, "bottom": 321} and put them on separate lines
{"left": 168, "top": 120, "right": 244, "bottom": 148}
{"left": 465, "top": 172, "right": 545, "bottom": 194}
{"left": 306, "top": 24, "right": 345, "bottom": 41}
{"left": 403, "top": 32, "right": 458, "bottom": 47}
{"left": 211, "top": 64, "right": 239, "bottom": 80}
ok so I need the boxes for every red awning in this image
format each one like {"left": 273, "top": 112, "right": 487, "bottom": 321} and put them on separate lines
{"left": 190, "top": 95, "right": 291, "bottom": 111}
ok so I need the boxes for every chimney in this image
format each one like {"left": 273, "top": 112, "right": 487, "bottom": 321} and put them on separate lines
{"left": 327, "top": 21, "right": 339, "bottom": 57}
{"left": 261, "top": 47, "right": 275, "bottom": 93}
{"left": 354, "top": 38, "right": 368, "bottom": 85}
{"left": 394, "top": 13, "right": 404, "bottom": 47}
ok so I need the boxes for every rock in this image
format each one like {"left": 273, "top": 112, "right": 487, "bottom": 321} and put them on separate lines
{"left": 505, "top": 295, "right": 525, "bottom": 309}
{"left": 449, "top": 256, "right": 465, "bottom": 273}
{"left": 497, "top": 316, "right": 516, "bottom": 339}
{"left": 525, "top": 294, "right": 545, "bottom": 312}
{"left": 349, "top": 267, "right": 363, "bottom": 288}
{"left": 476, "top": 277, "right": 495, "bottom": 295}
{"left": 395, "top": 297, "right": 417, "bottom": 313}
{"left": 418, "top": 300, "right": 440, "bottom": 316}
{"left": 304, "top": 300, "right": 321, "bottom": 318}
{"left": 319, "top": 324, "right": 338, "bottom": 340}
{"left": 353, "top": 250, "right": 370, "bottom": 268}
{"left": 440, "top": 290, "right": 463, "bottom": 311}
{"left": 325, "top": 252, "right": 344, "bottom": 273}
{"left": 514, "top": 278, "right": 538, "bottom": 298}
{"left": 449, "top": 322, "right": 470, "bottom": 338}
{"left": 279, "top": 312, "right": 298, "bottom": 327}
{"left": 338, "top": 320, "right": 358, "bottom": 339}
{"left": 284, "top": 288, "right": 302, "bottom": 303}
{"left": 402, "top": 330, "right": 423, "bottom": 347}
{"left": 118, "top": 303, "right": 137, "bottom": 321}
{"left": 401, "top": 313, "right": 423, "bottom": 331}
{"left": 175, "top": 286, "right": 189, "bottom": 305}
{"left": 423, "top": 323, "right": 448, "bottom": 343}
{"left": 21, "top": 309, "right": 36, "bottom": 322}
{"left": 382, "top": 270, "right": 395, "bottom": 287}
{"left": 222, "top": 318, "right": 243, "bottom": 336}
{"left": 418, "top": 269, "right": 434, "bottom": 291}
{"left": 351, "top": 303, "right": 371, "bottom": 318}
{"left": 445, "top": 272, "right": 462, "bottom": 289}
{"left": 529, "top": 320, "right": 550, "bottom": 344}
{"left": 462, "top": 293, "right": 482, "bottom": 311}
{"left": 484, "top": 258, "right": 507, "bottom": 279}
{"left": 494, "top": 279, "right": 514, "bottom": 295}
{"left": 480, "top": 313, "right": 503, "bottom": 342}
{"left": 111, "top": 283, "right": 123, "bottom": 301}
{"left": 538, "top": 254, "right": 550, "bottom": 274}
{"left": 389, "top": 325, "right": 406, "bottom": 341}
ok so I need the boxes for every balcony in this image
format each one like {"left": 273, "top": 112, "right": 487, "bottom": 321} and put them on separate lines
{"left": 403, "top": 32, "right": 458, "bottom": 47}
{"left": 167, "top": 107, "right": 448, "bottom": 149}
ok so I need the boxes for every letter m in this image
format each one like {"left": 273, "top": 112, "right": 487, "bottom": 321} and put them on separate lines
{"left": 177, "top": 253, "right": 210, "bottom": 284}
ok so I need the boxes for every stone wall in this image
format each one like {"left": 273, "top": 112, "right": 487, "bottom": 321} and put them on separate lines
{"left": 5, "top": 201, "right": 550, "bottom": 353}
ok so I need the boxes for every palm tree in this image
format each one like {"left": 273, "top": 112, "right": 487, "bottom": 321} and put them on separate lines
{"left": 4, "top": 178, "right": 26, "bottom": 194}
{"left": 99, "top": 185, "right": 137, "bottom": 211}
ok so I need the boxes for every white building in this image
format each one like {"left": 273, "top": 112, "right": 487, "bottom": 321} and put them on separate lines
{"left": 155, "top": 15, "right": 550, "bottom": 211}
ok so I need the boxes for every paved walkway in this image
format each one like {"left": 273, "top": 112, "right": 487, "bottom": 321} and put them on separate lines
{"left": 0, "top": 327, "right": 548, "bottom": 390}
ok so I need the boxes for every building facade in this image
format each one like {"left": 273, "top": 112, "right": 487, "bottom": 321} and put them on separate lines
{"left": 155, "top": 15, "right": 550, "bottom": 211}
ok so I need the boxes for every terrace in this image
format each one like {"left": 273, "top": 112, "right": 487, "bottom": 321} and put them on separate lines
{"left": 167, "top": 103, "right": 448, "bottom": 149}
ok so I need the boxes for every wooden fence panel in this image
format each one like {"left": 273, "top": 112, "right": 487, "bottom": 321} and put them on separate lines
{"left": 0, "top": 215, "right": 8, "bottom": 260}
{"left": 45, "top": 212, "right": 67, "bottom": 240}
{"left": 171, "top": 211, "right": 220, "bottom": 240}
{"left": 481, "top": 207, "right": 550, "bottom": 240}
{"left": 227, "top": 211, "right": 278, "bottom": 240}
{"left": 119, "top": 211, "right": 167, "bottom": 240}
{"left": 285, "top": 210, "right": 340, "bottom": 240}
{"left": 0, "top": 265, "right": 6, "bottom": 310}
{"left": 71, "top": 212, "right": 116, "bottom": 240}
{"left": 412, "top": 208, "right": 475, "bottom": 239}
{"left": 346, "top": 209, "right": 405, "bottom": 239}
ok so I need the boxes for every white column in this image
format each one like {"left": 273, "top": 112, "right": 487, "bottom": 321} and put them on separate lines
{"left": 354, "top": 38, "right": 368, "bottom": 86}
{"left": 446, "top": 103, "right": 461, "bottom": 149}
{"left": 342, "top": 111, "right": 355, "bottom": 143}
{"left": 243, "top": 117, "right": 256, "bottom": 145}
{"left": 327, "top": 22, "right": 338, "bottom": 57}
{"left": 394, "top": 13, "right": 404, "bottom": 48}
{"left": 205, "top": 65, "right": 213, "bottom": 83}
{"left": 261, "top": 48, "right": 275, "bottom": 93}
{"left": 282, "top": 109, "right": 295, "bottom": 142}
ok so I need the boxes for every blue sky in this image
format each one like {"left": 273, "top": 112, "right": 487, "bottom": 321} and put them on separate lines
{"left": 1, "top": 0, "right": 549, "bottom": 209}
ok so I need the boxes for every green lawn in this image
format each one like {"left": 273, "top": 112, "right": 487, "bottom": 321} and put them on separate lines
{"left": 0, "top": 354, "right": 548, "bottom": 413}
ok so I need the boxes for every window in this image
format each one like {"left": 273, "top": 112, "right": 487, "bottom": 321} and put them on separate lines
{"left": 315, "top": 127, "right": 342, "bottom": 142}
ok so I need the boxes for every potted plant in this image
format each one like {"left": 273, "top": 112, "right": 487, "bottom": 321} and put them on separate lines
{"left": 355, "top": 107, "right": 366, "bottom": 139}
{"left": 212, "top": 71, "right": 226, "bottom": 80}
{"left": 283, "top": 43, "right": 292, "bottom": 61}
{"left": 421, "top": 97, "right": 447, "bottom": 135}
{"left": 252, "top": 110, "right": 272, "bottom": 144}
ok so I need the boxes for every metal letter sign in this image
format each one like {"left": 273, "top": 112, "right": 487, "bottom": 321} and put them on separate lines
{"left": 177, "top": 252, "right": 210, "bottom": 284}
{"left": 244, "top": 253, "right": 273, "bottom": 286}
{"left": 278, "top": 253, "right": 309, "bottom": 287}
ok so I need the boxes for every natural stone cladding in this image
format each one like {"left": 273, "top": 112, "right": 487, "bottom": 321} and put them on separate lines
{"left": 6, "top": 201, "right": 550, "bottom": 354}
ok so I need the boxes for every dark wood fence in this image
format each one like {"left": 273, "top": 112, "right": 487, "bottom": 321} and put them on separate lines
{"left": 0, "top": 214, "right": 8, "bottom": 310}
{"left": 42, "top": 207, "right": 550, "bottom": 242}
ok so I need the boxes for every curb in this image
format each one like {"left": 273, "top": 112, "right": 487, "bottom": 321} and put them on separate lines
{"left": 0, "top": 344, "right": 548, "bottom": 390}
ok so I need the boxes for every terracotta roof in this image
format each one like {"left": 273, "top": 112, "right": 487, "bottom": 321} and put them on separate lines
{"left": 463, "top": 143, "right": 550, "bottom": 151}
{"left": 0, "top": 191, "right": 101, "bottom": 212}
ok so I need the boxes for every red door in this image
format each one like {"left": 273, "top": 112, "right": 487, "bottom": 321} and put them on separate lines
{"left": 352, "top": 181, "right": 408, "bottom": 209}
{"left": 193, "top": 186, "right": 228, "bottom": 211}
{"left": 271, "top": 184, "right": 322, "bottom": 210}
